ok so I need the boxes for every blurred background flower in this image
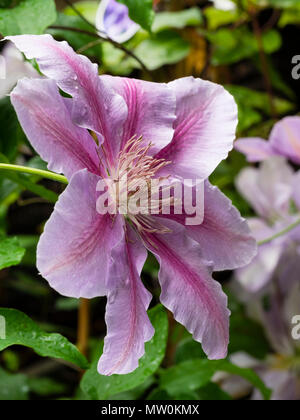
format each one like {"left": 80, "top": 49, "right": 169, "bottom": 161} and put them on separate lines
{"left": 95, "top": 0, "right": 140, "bottom": 43}
{"left": 0, "top": 42, "right": 39, "bottom": 99}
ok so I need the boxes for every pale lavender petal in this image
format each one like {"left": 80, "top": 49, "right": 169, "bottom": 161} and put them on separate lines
{"left": 252, "top": 370, "right": 300, "bottom": 401}
{"left": 235, "top": 218, "right": 283, "bottom": 293}
{"left": 276, "top": 237, "right": 300, "bottom": 293}
{"left": 269, "top": 116, "right": 300, "bottom": 165}
{"left": 37, "top": 169, "right": 123, "bottom": 298}
{"left": 284, "top": 281, "right": 300, "bottom": 348}
{"left": 98, "top": 224, "right": 154, "bottom": 375}
{"left": 156, "top": 77, "right": 238, "bottom": 180}
{"left": 161, "top": 181, "right": 257, "bottom": 271}
{"left": 6, "top": 34, "right": 128, "bottom": 164}
{"left": 236, "top": 157, "right": 294, "bottom": 222}
{"left": 259, "top": 282, "right": 295, "bottom": 355}
{"left": 0, "top": 41, "right": 39, "bottom": 99}
{"left": 234, "top": 138, "right": 275, "bottom": 162}
{"left": 101, "top": 75, "right": 176, "bottom": 159}
{"left": 143, "top": 219, "right": 230, "bottom": 360}
{"left": 236, "top": 244, "right": 282, "bottom": 294}
{"left": 96, "top": 0, "right": 139, "bottom": 43}
{"left": 11, "top": 78, "right": 99, "bottom": 179}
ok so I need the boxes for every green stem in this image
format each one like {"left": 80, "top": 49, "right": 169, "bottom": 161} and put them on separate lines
{"left": 258, "top": 218, "right": 300, "bottom": 246}
{"left": 0, "top": 164, "right": 68, "bottom": 184}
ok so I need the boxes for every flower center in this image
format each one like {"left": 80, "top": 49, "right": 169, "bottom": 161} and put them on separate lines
{"left": 104, "top": 135, "right": 174, "bottom": 234}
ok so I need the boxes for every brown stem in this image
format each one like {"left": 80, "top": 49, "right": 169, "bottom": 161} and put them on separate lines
{"left": 77, "top": 298, "right": 90, "bottom": 357}
{"left": 261, "top": 9, "right": 281, "bottom": 33}
{"left": 60, "top": 0, "right": 151, "bottom": 76}
{"left": 76, "top": 39, "right": 103, "bottom": 54}
{"left": 49, "top": 25, "right": 151, "bottom": 76}
{"left": 63, "top": 0, "right": 100, "bottom": 33}
{"left": 164, "top": 311, "right": 184, "bottom": 367}
{"left": 251, "top": 10, "right": 277, "bottom": 119}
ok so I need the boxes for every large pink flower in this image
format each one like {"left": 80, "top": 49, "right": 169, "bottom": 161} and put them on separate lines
{"left": 7, "top": 34, "right": 256, "bottom": 375}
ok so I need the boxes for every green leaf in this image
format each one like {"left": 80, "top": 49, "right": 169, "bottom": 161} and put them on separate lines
{"left": 116, "top": 0, "right": 154, "bottom": 32}
{"left": 225, "top": 85, "right": 296, "bottom": 133}
{"left": 207, "top": 28, "right": 282, "bottom": 66}
{"left": 1, "top": 349, "right": 20, "bottom": 372}
{"left": 0, "top": 368, "right": 29, "bottom": 400}
{"left": 229, "top": 313, "right": 270, "bottom": 359}
{"left": 215, "top": 360, "right": 272, "bottom": 400}
{"left": 148, "top": 388, "right": 200, "bottom": 400}
{"left": 279, "top": 6, "right": 300, "bottom": 27}
{"left": 0, "top": 154, "right": 59, "bottom": 203}
{"left": 111, "top": 376, "right": 155, "bottom": 400}
{"left": 197, "top": 382, "right": 232, "bottom": 400}
{"left": 0, "top": 236, "right": 25, "bottom": 270}
{"left": 101, "top": 42, "right": 136, "bottom": 76}
{"left": 63, "top": 0, "right": 98, "bottom": 23}
{"left": 175, "top": 338, "right": 206, "bottom": 364}
{"left": 0, "top": 0, "right": 13, "bottom": 8}
{"left": 0, "top": 169, "right": 59, "bottom": 203}
{"left": 152, "top": 8, "right": 202, "bottom": 33}
{"left": 160, "top": 359, "right": 216, "bottom": 396}
{"left": 28, "top": 377, "right": 68, "bottom": 397}
{"left": 204, "top": 6, "right": 241, "bottom": 31}
{"left": 147, "top": 388, "right": 175, "bottom": 400}
{"left": 0, "top": 98, "right": 25, "bottom": 161}
{"left": 226, "top": 85, "right": 296, "bottom": 116}
{"left": 8, "top": 271, "right": 50, "bottom": 297}
{"left": 134, "top": 31, "right": 190, "bottom": 70}
{"left": 260, "top": 0, "right": 300, "bottom": 8}
{"left": 159, "top": 359, "right": 271, "bottom": 400}
{"left": 81, "top": 304, "right": 168, "bottom": 400}
{"left": 55, "top": 297, "right": 80, "bottom": 311}
{"left": 0, "top": 0, "right": 57, "bottom": 36}
{"left": 17, "top": 235, "right": 39, "bottom": 266}
{"left": 48, "top": 13, "right": 102, "bottom": 59}
{"left": 0, "top": 308, "right": 89, "bottom": 369}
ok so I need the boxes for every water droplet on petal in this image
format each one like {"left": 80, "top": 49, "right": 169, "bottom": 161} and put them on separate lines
{"left": 108, "top": 291, "right": 117, "bottom": 304}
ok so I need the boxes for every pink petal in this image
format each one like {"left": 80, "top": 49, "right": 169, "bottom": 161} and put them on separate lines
{"left": 37, "top": 169, "right": 123, "bottom": 298}
{"left": 234, "top": 138, "right": 275, "bottom": 162}
{"left": 11, "top": 78, "right": 99, "bottom": 179}
{"left": 236, "top": 245, "right": 283, "bottom": 294}
{"left": 0, "top": 41, "right": 39, "bottom": 98}
{"left": 235, "top": 218, "right": 287, "bottom": 293}
{"left": 156, "top": 77, "right": 238, "bottom": 180}
{"left": 252, "top": 370, "right": 300, "bottom": 401}
{"left": 98, "top": 224, "right": 154, "bottom": 375}
{"left": 101, "top": 75, "right": 176, "bottom": 160}
{"left": 143, "top": 219, "right": 230, "bottom": 360}
{"left": 6, "top": 34, "right": 128, "bottom": 164}
{"left": 236, "top": 157, "right": 294, "bottom": 222}
{"left": 270, "top": 116, "right": 300, "bottom": 165}
{"left": 161, "top": 181, "right": 257, "bottom": 271}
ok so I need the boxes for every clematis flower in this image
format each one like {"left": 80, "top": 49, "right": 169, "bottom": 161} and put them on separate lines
{"left": 235, "top": 116, "right": 300, "bottom": 166}
{"left": 96, "top": 0, "right": 140, "bottom": 43}
{"left": 6, "top": 34, "right": 256, "bottom": 375}
{"left": 224, "top": 281, "right": 300, "bottom": 400}
{"left": 235, "top": 157, "right": 300, "bottom": 293}
{"left": 0, "top": 42, "right": 39, "bottom": 99}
